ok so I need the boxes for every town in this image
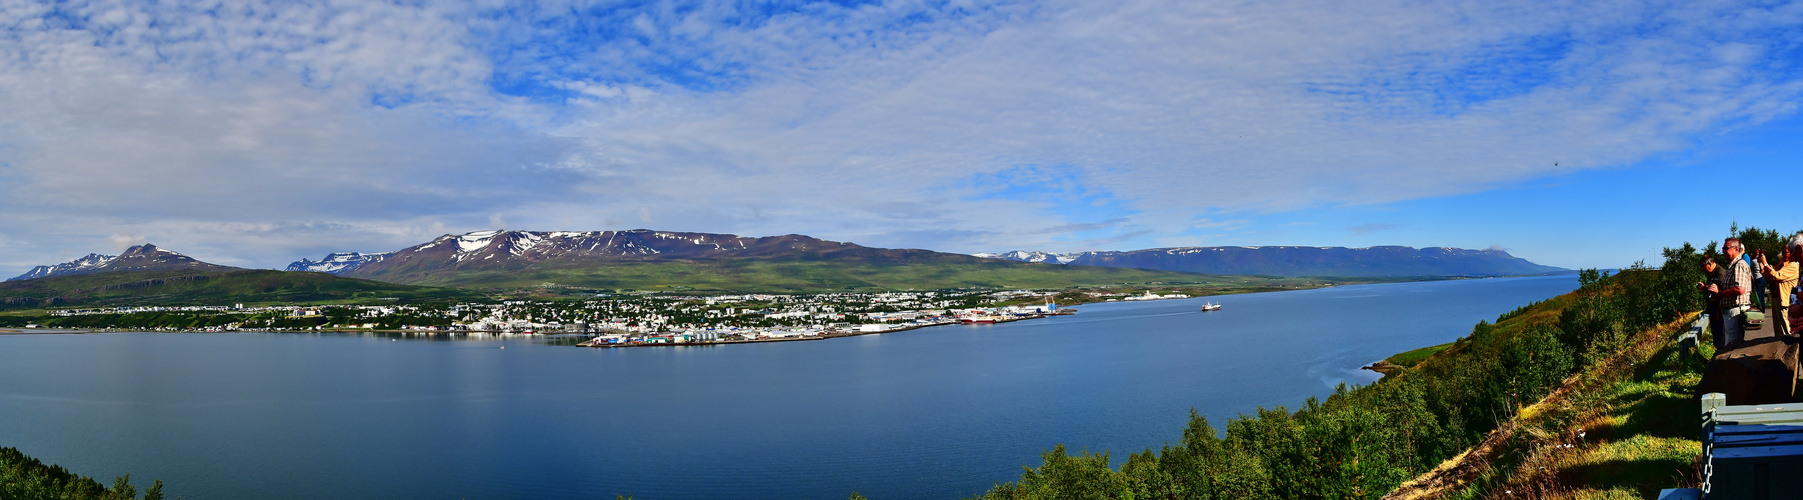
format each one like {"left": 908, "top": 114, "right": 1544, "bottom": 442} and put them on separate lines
{"left": 23, "top": 288, "right": 1204, "bottom": 346}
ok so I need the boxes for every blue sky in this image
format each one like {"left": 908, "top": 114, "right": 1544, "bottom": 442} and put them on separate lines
{"left": 1, "top": 0, "right": 1801, "bottom": 275}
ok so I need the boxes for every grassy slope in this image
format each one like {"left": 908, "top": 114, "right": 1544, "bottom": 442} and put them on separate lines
{"left": 1449, "top": 315, "right": 1703, "bottom": 500}
{"left": 1389, "top": 309, "right": 1702, "bottom": 499}
{"left": 384, "top": 258, "right": 1323, "bottom": 292}
{"left": 1386, "top": 342, "right": 1456, "bottom": 367}
{"left": 0, "top": 270, "right": 480, "bottom": 309}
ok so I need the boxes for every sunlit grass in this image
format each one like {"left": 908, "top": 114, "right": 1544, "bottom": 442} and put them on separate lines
{"left": 1387, "top": 342, "right": 1455, "bottom": 367}
{"left": 1470, "top": 314, "right": 1707, "bottom": 499}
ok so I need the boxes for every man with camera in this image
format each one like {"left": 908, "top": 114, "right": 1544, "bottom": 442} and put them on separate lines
{"left": 1701, "top": 238, "right": 1755, "bottom": 347}
{"left": 1699, "top": 255, "right": 1728, "bottom": 349}
{"left": 1757, "top": 233, "right": 1803, "bottom": 337}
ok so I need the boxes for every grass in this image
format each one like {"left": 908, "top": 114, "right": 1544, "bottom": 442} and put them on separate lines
{"left": 1387, "top": 342, "right": 1456, "bottom": 367}
{"left": 0, "top": 269, "right": 483, "bottom": 310}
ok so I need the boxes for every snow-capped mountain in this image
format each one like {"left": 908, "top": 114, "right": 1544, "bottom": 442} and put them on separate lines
{"left": 339, "top": 229, "right": 927, "bottom": 285}
{"left": 285, "top": 252, "right": 393, "bottom": 274}
{"left": 971, "top": 250, "right": 1083, "bottom": 265}
{"left": 975, "top": 246, "right": 1567, "bottom": 277}
{"left": 7, "top": 244, "right": 240, "bottom": 281}
{"left": 7, "top": 253, "right": 116, "bottom": 281}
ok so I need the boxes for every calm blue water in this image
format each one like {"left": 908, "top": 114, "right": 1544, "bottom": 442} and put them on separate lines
{"left": 0, "top": 275, "right": 1576, "bottom": 499}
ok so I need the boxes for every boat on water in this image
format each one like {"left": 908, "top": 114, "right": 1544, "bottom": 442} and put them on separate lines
{"left": 1199, "top": 303, "right": 1222, "bottom": 312}
{"left": 959, "top": 315, "right": 1000, "bottom": 324}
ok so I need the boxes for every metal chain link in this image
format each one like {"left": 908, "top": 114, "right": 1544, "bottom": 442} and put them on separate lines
{"left": 1701, "top": 409, "right": 1716, "bottom": 495}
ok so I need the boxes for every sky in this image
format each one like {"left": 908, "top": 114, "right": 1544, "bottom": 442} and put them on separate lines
{"left": 1, "top": 0, "right": 1801, "bottom": 276}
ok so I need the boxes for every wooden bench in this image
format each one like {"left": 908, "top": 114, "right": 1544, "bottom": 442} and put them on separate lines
{"left": 1697, "top": 393, "right": 1803, "bottom": 499}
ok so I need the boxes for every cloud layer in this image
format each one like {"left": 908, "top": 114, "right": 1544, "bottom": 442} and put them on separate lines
{"left": 1, "top": 0, "right": 1799, "bottom": 272}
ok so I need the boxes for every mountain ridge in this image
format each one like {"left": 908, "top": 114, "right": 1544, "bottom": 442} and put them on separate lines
{"left": 8, "top": 244, "right": 241, "bottom": 281}
{"left": 280, "top": 229, "right": 1238, "bottom": 291}
{"left": 285, "top": 251, "right": 393, "bottom": 274}
{"left": 975, "top": 245, "right": 1567, "bottom": 277}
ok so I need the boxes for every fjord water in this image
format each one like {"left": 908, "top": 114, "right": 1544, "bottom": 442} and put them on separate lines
{"left": 0, "top": 275, "right": 1576, "bottom": 499}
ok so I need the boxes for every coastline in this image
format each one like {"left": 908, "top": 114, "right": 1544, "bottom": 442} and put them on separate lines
{"left": 575, "top": 311, "right": 1073, "bottom": 348}
{"left": 0, "top": 328, "right": 90, "bottom": 335}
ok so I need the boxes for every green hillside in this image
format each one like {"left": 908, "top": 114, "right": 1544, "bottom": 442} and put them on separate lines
{"left": 970, "top": 258, "right": 1700, "bottom": 499}
{"left": 0, "top": 270, "right": 480, "bottom": 310}
{"left": 381, "top": 257, "right": 1319, "bottom": 292}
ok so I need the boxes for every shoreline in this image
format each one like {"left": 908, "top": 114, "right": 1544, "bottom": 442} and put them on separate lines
{"left": 575, "top": 311, "right": 1072, "bottom": 348}
{"left": 1360, "top": 360, "right": 1403, "bottom": 377}
{"left": 0, "top": 328, "right": 91, "bottom": 335}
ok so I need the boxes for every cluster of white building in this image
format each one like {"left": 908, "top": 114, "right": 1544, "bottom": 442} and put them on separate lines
{"left": 580, "top": 302, "right": 1067, "bottom": 346}
{"left": 34, "top": 288, "right": 1101, "bottom": 338}
{"left": 1112, "top": 290, "right": 1191, "bottom": 301}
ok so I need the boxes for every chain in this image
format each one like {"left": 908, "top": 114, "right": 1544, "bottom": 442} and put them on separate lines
{"left": 1701, "top": 410, "right": 1716, "bottom": 494}
{"left": 1702, "top": 441, "right": 1713, "bottom": 493}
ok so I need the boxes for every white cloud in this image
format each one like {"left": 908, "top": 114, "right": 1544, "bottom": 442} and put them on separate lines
{"left": 107, "top": 233, "right": 147, "bottom": 251}
{"left": 527, "top": 0, "right": 1803, "bottom": 252}
{"left": 1, "top": 0, "right": 1800, "bottom": 273}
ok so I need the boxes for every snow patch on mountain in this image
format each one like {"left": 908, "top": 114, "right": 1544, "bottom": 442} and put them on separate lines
{"left": 457, "top": 231, "right": 503, "bottom": 254}
{"left": 7, "top": 253, "right": 117, "bottom": 281}
{"left": 11, "top": 243, "right": 237, "bottom": 280}
{"left": 972, "top": 250, "right": 1083, "bottom": 264}
{"left": 285, "top": 252, "right": 394, "bottom": 274}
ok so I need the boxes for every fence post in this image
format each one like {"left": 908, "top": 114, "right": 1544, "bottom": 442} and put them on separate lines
{"left": 1702, "top": 392, "right": 1726, "bottom": 417}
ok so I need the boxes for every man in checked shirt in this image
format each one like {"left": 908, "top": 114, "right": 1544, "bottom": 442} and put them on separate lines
{"left": 1705, "top": 237, "right": 1756, "bottom": 346}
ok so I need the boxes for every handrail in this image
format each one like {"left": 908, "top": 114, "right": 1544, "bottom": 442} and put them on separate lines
{"left": 1679, "top": 313, "right": 1706, "bottom": 361}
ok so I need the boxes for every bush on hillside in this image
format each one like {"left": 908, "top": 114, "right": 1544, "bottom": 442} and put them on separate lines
{"left": 0, "top": 447, "right": 162, "bottom": 500}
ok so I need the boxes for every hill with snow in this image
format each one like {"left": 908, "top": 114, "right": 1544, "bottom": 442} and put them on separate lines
{"left": 285, "top": 252, "right": 393, "bottom": 274}
{"left": 7, "top": 244, "right": 240, "bottom": 281}
{"left": 296, "top": 229, "right": 1219, "bottom": 290}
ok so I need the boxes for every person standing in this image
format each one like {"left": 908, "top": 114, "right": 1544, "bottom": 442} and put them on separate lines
{"left": 1699, "top": 255, "right": 1728, "bottom": 349}
{"left": 1752, "top": 241, "right": 1795, "bottom": 333}
{"left": 1710, "top": 238, "right": 1755, "bottom": 347}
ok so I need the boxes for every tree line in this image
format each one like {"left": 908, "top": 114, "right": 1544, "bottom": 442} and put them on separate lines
{"left": 0, "top": 447, "right": 164, "bottom": 500}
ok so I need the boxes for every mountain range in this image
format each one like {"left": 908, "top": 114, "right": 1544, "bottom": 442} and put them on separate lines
{"left": 8, "top": 230, "right": 1230, "bottom": 300}
{"left": 6, "top": 230, "right": 1567, "bottom": 305}
{"left": 285, "top": 252, "right": 393, "bottom": 274}
{"left": 0, "top": 244, "right": 473, "bottom": 309}
{"left": 974, "top": 246, "right": 1567, "bottom": 277}
{"left": 7, "top": 244, "right": 239, "bottom": 281}
{"left": 287, "top": 229, "right": 1214, "bottom": 290}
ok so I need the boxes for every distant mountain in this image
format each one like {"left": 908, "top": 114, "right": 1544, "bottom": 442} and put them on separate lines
{"left": 344, "top": 230, "right": 879, "bottom": 282}
{"left": 317, "top": 229, "right": 1226, "bottom": 291}
{"left": 1, "top": 244, "right": 472, "bottom": 309}
{"left": 285, "top": 252, "right": 393, "bottom": 274}
{"left": 975, "top": 246, "right": 1568, "bottom": 277}
{"left": 8, "top": 253, "right": 116, "bottom": 281}
{"left": 7, "top": 244, "right": 240, "bottom": 281}
{"left": 971, "top": 250, "right": 1082, "bottom": 265}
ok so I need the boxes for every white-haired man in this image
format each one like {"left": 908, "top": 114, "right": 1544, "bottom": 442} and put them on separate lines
{"left": 1707, "top": 238, "right": 1755, "bottom": 346}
